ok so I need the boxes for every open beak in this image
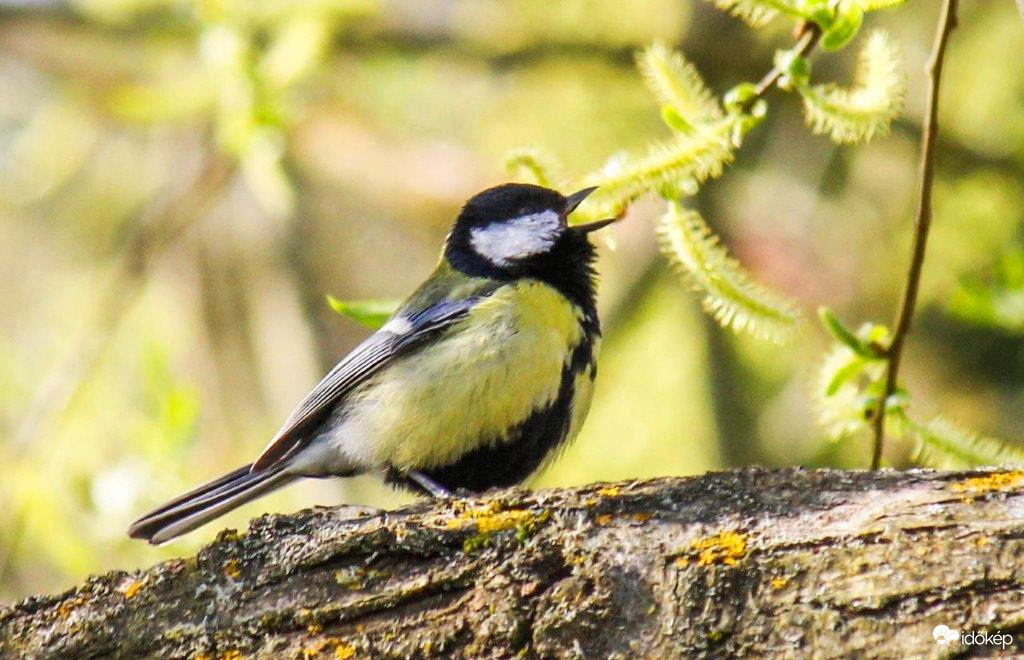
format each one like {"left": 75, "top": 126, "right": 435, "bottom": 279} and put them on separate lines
{"left": 564, "top": 186, "right": 616, "bottom": 234}
{"left": 564, "top": 186, "right": 598, "bottom": 214}
{"left": 570, "top": 217, "right": 616, "bottom": 234}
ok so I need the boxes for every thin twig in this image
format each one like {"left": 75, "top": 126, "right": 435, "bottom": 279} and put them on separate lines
{"left": 870, "top": 0, "right": 959, "bottom": 470}
{"left": 756, "top": 23, "right": 821, "bottom": 99}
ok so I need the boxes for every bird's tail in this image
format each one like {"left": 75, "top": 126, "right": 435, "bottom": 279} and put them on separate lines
{"left": 128, "top": 464, "right": 296, "bottom": 545}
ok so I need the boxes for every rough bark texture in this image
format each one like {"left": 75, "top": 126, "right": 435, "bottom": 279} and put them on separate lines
{"left": 3, "top": 467, "right": 1024, "bottom": 659}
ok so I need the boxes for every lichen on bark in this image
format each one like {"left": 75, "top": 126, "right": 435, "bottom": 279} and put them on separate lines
{"left": 3, "top": 467, "right": 1024, "bottom": 659}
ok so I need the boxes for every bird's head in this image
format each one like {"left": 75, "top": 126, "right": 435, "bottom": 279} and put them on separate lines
{"left": 445, "top": 183, "right": 614, "bottom": 276}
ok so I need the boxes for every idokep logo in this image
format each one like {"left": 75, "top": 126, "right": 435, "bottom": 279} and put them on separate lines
{"left": 933, "top": 625, "right": 1014, "bottom": 649}
{"left": 933, "top": 626, "right": 959, "bottom": 645}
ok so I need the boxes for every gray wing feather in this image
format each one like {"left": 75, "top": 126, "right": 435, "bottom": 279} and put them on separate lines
{"left": 250, "top": 297, "right": 483, "bottom": 472}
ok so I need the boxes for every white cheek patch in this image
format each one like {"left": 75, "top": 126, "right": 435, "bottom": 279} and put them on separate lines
{"left": 469, "top": 210, "right": 562, "bottom": 266}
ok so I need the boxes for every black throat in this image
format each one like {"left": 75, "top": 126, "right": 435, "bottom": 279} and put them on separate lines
{"left": 445, "top": 231, "right": 600, "bottom": 327}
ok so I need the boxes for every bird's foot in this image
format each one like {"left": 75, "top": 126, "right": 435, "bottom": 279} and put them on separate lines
{"left": 406, "top": 470, "right": 453, "bottom": 499}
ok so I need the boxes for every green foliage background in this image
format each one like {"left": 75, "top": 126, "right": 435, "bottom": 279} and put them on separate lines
{"left": 0, "top": 0, "right": 1022, "bottom": 600}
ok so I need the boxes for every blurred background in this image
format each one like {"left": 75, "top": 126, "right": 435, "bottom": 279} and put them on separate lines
{"left": 1, "top": 0, "right": 1021, "bottom": 601}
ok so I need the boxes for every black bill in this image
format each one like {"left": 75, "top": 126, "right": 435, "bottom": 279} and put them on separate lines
{"left": 569, "top": 217, "right": 616, "bottom": 234}
{"left": 564, "top": 186, "right": 598, "bottom": 214}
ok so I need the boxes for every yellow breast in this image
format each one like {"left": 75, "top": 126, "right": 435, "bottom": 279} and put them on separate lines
{"left": 340, "top": 280, "right": 586, "bottom": 471}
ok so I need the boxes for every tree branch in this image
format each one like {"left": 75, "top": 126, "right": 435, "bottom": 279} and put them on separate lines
{"left": 3, "top": 468, "right": 1024, "bottom": 658}
{"left": 871, "top": 0, "right": 960, "bottom": 470}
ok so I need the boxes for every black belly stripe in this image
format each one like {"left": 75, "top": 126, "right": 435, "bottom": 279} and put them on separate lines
{"left": 386, "top": 326, "right": 598, "bottom": 493}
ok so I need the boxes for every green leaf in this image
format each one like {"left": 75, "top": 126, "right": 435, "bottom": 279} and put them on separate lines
{"left": 908, "top": 415, "right": 1024, "bottom": 469}
{"left": 657, "top": 201, "right": 802, "bottom": 343}
{"left": 723, "top": 82, "right": 758, "bottom": 112}
{"left": 817, "top": 307, "right": 884, "bottom": 358}
{"left": 797, "top": 30, "right": 905, "bottom": 144}
{"left": 504, "top": 148, "right": 563, "bottom": 188}
{"left": 729, "top": 99, "right": 768, "bottom": 147}
{"left": 820, "top": 5, "right": 863, "bottom": 51}
{"left": 661, "top": 106, "right": 695, "bottom": 134}
{"left": 812, "top": 344, "right": 880, "bottom": 440}
{"left": 825, "top": 355, "right": 867, "bottom": 396}
{"left": 326, "top": 295, "right": 400, "bottom": 329}
{"left": 638, "top": 43, "right": 722, "bottom": 124}
{"left": 773, "top": 49, "right": 811, "bottom": 89}
{"left": 806, "top": 5, "right": 836, "bottom": 30}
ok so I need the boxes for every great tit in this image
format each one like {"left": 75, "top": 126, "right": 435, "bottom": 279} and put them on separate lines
{"left": 129, "top": 183, "right": 614, "bottom": 544}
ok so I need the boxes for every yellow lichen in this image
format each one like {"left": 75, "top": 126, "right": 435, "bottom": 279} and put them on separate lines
{"left": 446, "top": 501, "right": 529, "bottom": 533}
{"left": 120, "top": 579, "right": 143, "bottom": 599}
{"left": 220, "top": 651, "right": 243, "bottom": 660}
{"left": 771, "top": 576, "right": 789, "bottom": 590}
{"left": 597, "top": 486, "right": 621, "bottom": 497}
{"left": 301, "top": 635, "right": 355, "bottom": 660}
{"left": 224, "top": 559, "right": 241, "bottom": 579}
{"left": 56, "top": 596, "right": 85, "bottom": 618}
{"left": 595, "top": 514, "right": 614, "bottom": 526}
{"left": 303, "top": 640, "right": 329, "bottom": 658}
{"left": 445, "top": 501, "right": 550, "bottom": 551}
{"left": 679, "top": 530, "right": 748, "bottom": 567}
{"left": 951, "top": 471, "right": 1024, "bottom": 494}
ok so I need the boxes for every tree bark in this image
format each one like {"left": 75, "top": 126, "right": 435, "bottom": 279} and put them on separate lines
{"left": 3, "top": 467, "right": 1024, "bottom": 659}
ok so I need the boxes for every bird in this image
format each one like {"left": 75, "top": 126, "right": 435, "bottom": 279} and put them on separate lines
{"left": 128, "top": 183, "right": 614, "bottom": 544}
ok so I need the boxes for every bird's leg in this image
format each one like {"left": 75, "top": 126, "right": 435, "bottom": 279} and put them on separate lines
{"left": 406, "top": 470, "right": 453, "bottom": 499}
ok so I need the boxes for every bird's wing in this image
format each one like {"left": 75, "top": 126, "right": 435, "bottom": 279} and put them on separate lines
{"left": 250, "top": 297, "right": 485, "bottom": 472}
